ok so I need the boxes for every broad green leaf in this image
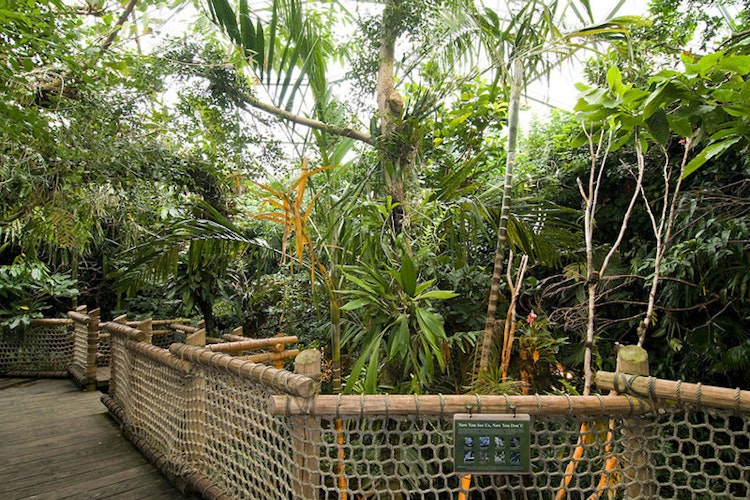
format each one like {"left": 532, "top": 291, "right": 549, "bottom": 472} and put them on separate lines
{"left": 344, "top": 331, "right": 382, "bottom": 394}
{"left": 414, "top": 279, "right": 436, "bottom": 296}
{"left": 416, "top": 290, "right": 460, "bottom": 301}
{"left": 710, "top": 127, "right": 743, "bottom": 141}
{"left": 716, "top": 55, "right": 750, "bottom": 75}
{"left": 724, "top": 104, "right": 750, "bottom": 118}
{"left": 683, "top": 137, "right": 742, "bottom": 178}
{"left": 365, "top": 351, "right": 380, "bottom": 393}
{"left": 340, "top": 298, "right": 370, "bottom": 311}
{"left": 416, "top": 308, "right": 447, "bottom": 342}
{"left": 606, "top": 66, "right": 626, "bottom": 96}
{"left": 388, "top": 316, "right": 410, "bottom": 359}
{"left": 689, "top": 51, "right": 723, "bottom": 76}
{"left": 646, "top": 108, "right": 670, "bottom": 145}
{"left": 400, "top": 251, "right": 417, "bottom": 297}
{"left": 667, "top": 113, "right": 693, "bottom": 138}
{"left": 642, "top": 83, "right": 669, "bottom": 119}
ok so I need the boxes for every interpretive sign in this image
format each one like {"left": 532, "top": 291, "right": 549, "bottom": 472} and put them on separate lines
{"left": 453, "top": 413, "right": 531, "bottom": 474}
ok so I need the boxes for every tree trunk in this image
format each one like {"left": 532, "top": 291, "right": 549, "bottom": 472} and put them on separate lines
{"left": 196, "top": 294, "right": 216, "bottom": 337}
{"left": 477, "top": 59, "right": 523, "bottom": 375}
{"left": 378, "top": 0, "right": 408, "bottom": 231}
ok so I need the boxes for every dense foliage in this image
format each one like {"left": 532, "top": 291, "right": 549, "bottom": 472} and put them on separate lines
{"left": 1, "top": 0, "right": 749, "bottom": 393}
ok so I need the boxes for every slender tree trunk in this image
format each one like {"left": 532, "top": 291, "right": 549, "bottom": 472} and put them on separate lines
{"left": 477, "top": 59, "right": 523, "bottom": 375}
{"left": 579, "top": 129, "right": 645, "bottom": 395}
{"left": 196, "top": 294, "right": 216, "bottom": 337}
{"left": 637, "top": 138, "right": 690, "bottom": 347}
{"left": 500, "top": 252, "right": 529, "bottom": 383}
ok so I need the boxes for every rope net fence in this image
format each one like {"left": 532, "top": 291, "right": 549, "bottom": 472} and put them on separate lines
{"left": 99, "top": 321, "right": 750, "bottom": 500}
{"left": 0, "top": 318, "right": 73, "bottom": 376}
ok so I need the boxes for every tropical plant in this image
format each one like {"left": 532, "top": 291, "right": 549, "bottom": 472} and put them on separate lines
{"left": 339, "top": 248, "right": 458, "bottom": 394}
{"left": 473, "top": 1, "right": 642, "bottom": 376}
{"left": 111, "top": 200, "right": 268, "bottom": 334}
{"left": 0, "top": 255, "right": 78, "bottom": 329}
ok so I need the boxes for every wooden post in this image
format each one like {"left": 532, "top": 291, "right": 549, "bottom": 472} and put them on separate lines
{"left": 85, "top": 308, "right": 100, "bottom": 391}
{"left": 616, "top": 345, "right": 656, "bottom": 499}
{"left": 291, "top": 349, "right": 321, "bottom": 500}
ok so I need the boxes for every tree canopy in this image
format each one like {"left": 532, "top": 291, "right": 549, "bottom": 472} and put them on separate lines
{"left": 2, "top": 0, "right": 749, "bottom": 393}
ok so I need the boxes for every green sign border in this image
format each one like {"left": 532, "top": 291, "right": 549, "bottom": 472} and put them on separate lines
{"left": 453, "top": 413, "right": 531, "bottom": 474}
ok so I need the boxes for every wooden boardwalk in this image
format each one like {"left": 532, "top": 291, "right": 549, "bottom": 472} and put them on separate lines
{"left": 0, "top": 378, "right": 187, "bottom": 499}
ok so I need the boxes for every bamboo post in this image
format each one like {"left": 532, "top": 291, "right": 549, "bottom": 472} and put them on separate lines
{"left": 67, "top": 306, "right": 95, "bottom": 390}
{"left": 291, "top": 349, "right": 321, "bottom": 500}
{"left": 85, "top": 308, "right": 100, "bottom": 391}
{"left": 617, "top": 345, "right": 656, "bottom": 499}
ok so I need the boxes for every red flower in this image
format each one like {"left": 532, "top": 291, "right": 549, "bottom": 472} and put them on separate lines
{"left": 526, "top": 311, "right": 537, "bottom": 325}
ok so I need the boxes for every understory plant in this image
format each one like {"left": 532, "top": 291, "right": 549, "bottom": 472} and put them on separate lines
{"left": 340, "top": 247, "right": 458, "bottom": 394}
{"left": 0, "top": 254, "right": 78, "bottom": 329}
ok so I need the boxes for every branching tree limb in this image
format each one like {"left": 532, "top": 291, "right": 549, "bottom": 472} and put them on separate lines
{"left": 100, "top": 0, "right": 139, "bottom": 54}
{"left": 237, "top": 91, "right": 374, "bottom": 146}
{"left": 636, "top": 137, "right": 691, "bottom": 347}
{"left": 579, "top": 126, "right": 645, "bottom": 395}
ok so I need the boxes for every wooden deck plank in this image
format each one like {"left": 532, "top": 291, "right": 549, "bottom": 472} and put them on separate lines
{"left": 0, "top": 378, "right": 188, "bottom": 499}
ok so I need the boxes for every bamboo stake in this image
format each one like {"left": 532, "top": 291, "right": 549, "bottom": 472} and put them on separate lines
{"left": 555, "top": 422, "right": 589, "bottom": 500}
{"left": 31, "top": 318, "right": 74, "bottom": 326}
{"left": 335, "top": 417, "right": 347, "bottom": 500}
{"left": 458, "top": 474, "right": 472, "bottom": 500}
{"left": 123, "top": 338, "right": 193, "bottom": 374}
{"left": 588, "top": 419, "right": 617, "bottom": 500}
{"left": 500, "top": 252, "right": 528, "bottom": 383}
{"left": 171, "top": 323, "right": 201, "bottom": 333}
{"left": 85, "top": 308, "right": 100, "bottom": 390}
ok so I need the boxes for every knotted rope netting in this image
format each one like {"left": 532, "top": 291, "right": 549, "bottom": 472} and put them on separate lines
{"left": 101, "top": 328, "right": 750, "bottom": 499}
